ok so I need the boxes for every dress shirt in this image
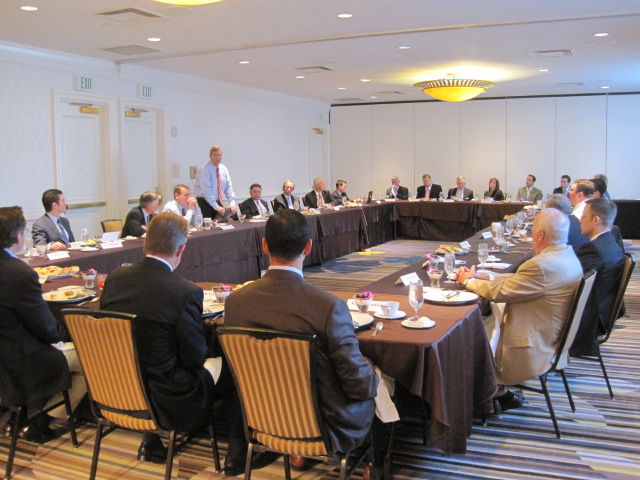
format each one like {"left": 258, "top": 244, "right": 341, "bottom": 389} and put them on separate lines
{"left": 255, "top": 200, "right": 267, "bottom": 216}
{"left": 268, "top": 265, "right": 303, "bottom": 277}
{"left": 163, "top": 199, "right": 201, "bottom": 225}
{"left": 286, "top": 195, "right": 293, "bottom": 208}
{"left": 195, "top": 162, "right": 236, "bottom": 209}
{"left": 48, "top": 213, "right": 69, "bottom": 245}
{"left": 571, "top": 200, "right": 588, "bottom": 219}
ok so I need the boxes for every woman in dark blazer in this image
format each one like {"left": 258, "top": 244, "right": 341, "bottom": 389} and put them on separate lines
{"left": 484, "top": 177, "right": 505, "bottom": 201}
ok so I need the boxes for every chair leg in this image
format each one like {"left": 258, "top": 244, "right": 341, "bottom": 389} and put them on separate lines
{"left": 539, "top": 375, "right": 561, "bottom": 439}
{"left": 244, "top": 442, "right": 254, "bottom": 480}
{"left": 420, "top": 400, "right": 429, "bottom": 445}
{"left": 385, "top": 422, "right": 396, "bottom": 480}
{"left": 338, "top": 455, "right": 348, "bottom": 480}
{"left": 283, "top": 454, "right": 292, "bottom": 480}
{"left": 4, "top": 406, "right": 23, "bottom": 480}
{"left": 597, "top": 352, "right": 614, "bottom": 399}
{"left": 208, "top": 424, "right": 221, "bottom": 471}
{"left": 558, "top": 369, "right": 576, "bottom": 413}
{"left": 89, "top": 418, "right": 104, "bottom": 480}
{"left": 164, "top": 430, "right": 176, "bottom": 480}
{"left": 62, "top": 391, "right": 79, "bottom": 448}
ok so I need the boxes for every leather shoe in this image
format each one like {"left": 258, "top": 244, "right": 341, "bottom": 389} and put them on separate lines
{"left": 224, "top": 451, "right": 280, "bottom": 477}
{"left": 137, "top": 439, "right": 168, "bottom": 464}
{"left": 290, "top": 454, "right": 308, "bottom": 471}
{"left": 493, "top": 391, "right": 524, "bottom": 414}
{"left": 20, "top": 424, "right": 54, "bottom": 444}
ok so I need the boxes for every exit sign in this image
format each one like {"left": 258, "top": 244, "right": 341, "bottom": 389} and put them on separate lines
{"left": 75, "top": 75, "right": 94, "bottom": 92}
{"left": 137, "top": 85, "right": 152, "bottom": 99}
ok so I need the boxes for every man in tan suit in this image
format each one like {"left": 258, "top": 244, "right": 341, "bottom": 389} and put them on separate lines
{"left": 456, "top": 208, "right": 582, "bottom": 412}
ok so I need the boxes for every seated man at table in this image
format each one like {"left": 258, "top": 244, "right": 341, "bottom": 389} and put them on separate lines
{"left": 546, "top": 193, "right": 588, "bottom": 251}
{"left": 386, "top": 176, "right": 409, "bottom": 200}
{"left": 416, "top": 174, "right": 442, "bottom": 199}
{"left": 100, "top": 213, "right": 258, "bottom": 472}
{"left": 122, "top": 191, "right": 161, "bottom": 238}
{"left": 456, "top": 208, "right": 582, "bottom": 412}
{"left": 330, "top": 179, "right": 353, "bottom": 205}
{"left": 304, "top": 177, "right": 332, "bottom": 208}
{"left": 570, "top": 198, "right": 625, "bottom": 357}
{"left": 162, "top": 184, "right": 201, "bottom": 226}
{"left": 552, "top": 175, "right": 571, "bottom": 196}
{"left": 516, "top": 174, "right": 543, "bottom": 203}
{"left": 225, "top": 209, "right": 386, "bottom": 477}
{"left": 1, "top": 206, "right": 86, "bottom": 443}
{"left": 593, "top": 173, "right": 611, "bottom": 199}
{"left": 447, "top": 176, "right": 473, "bottom": 201}
{"left": 568, "top": 179, "right": 595, "bottom": 220}
{"left": 238, "top": 183, "right": 270, "bottom": 218}
{"left": 31, "top": 189, "right": 75, "bottom": 251}
{"left": 272, "top": 180, "right": 303, "bottom": 212}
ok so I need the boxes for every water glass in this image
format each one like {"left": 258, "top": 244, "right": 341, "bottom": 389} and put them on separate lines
{"left": 505, "top": 218, "right": 515, "bottom": 236}
{"left": 443, "top": 252, "right": 456, "bottom": 284}
{"left": 478, "top": 243, "right": 489, "bottom": 267}
{"left": 194, "top": 214, "right": 203, "bottom": 229}
{"left": 408, "top": 280, "right": 424, "bottom": 320}
{"left": 81, "top": 228, "right": 89, "bottom": 243}
{"left": 439, "top": 192, "right": 444, "bottom": 201}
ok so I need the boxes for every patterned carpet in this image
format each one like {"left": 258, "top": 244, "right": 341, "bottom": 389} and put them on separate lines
{"left": 1, "top": 239, "right": 639, "bottom": 479}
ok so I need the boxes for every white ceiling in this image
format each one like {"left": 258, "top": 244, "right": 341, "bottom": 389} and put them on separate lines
{"left": 2, "top": 0, "right": 640, "bottom": 104}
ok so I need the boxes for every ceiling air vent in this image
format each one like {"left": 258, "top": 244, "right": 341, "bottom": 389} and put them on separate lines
{"left": 102, "top": 45, "right": 162, "bottom": 56}
{"left": 296, "top": 66, "right": 334, "bottom": 74}
{"left": 529, "top": 49, "right": 573, "bottom": 59}
{"left": 87, "top": 7, "right": 169, "bottom": 26}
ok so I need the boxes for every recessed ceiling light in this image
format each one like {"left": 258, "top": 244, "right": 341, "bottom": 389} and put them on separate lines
{"left": 147, "top": 37, "right": 161, "bottom": 42}
{"left": 295, "top": 76, "right": 305, "bottom": 79}
{"left": 337, "top": 87, "right": 346, "bottom": 90}
{"left": 601, "top": 85, "right": 610, "bottom": 89}
{"left": 337, "top": 13, "right": 352, "bottom": 19}
{"left": 360, "top": 78, "right": 370, "bottom": 82}
{"left": 398, "top": 46, "right": 411, "bottom": 50}
{"left": 593, "top": 32, "right": 609, "bottom": 37}
{"left": 238, "top": 60, "right": 250, "bottom": 64}
{"left": 20, "top": 5, "right": 38, "bottom": 11}
{"left": 539, "top": 69, "right": 549, "bottom": 72}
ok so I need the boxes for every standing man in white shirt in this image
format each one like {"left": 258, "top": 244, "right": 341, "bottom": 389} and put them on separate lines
{"left": 162, "top": 184, "right": 201, "bottom": 226}
{"left": 31, "top": 189, "right": 75, "bottom": 251}
{"left": 195, "top": 146, "right": 237, "bottom": 221}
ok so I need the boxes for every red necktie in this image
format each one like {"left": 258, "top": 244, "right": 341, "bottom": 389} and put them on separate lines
{"left": 216, "top": 167, "right": 223, "bottom": 205}
{"left": 181, "top": 207, "right": 186, "bottom": 216}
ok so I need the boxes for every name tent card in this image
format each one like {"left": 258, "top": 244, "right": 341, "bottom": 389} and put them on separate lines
{"left": 47, "top": 251, "right": 70, "bottom": 260}
{"left": 481, "top": 231, "right": 493, "bottom": 239}
{"left": 395, "top": 271, "right": 421, "bottom": 286}
{"left": 101, "top": 241, "right": 123, "bottom": 249}
{"left": 460, "top": 241, "right": 471, "bottom": 249}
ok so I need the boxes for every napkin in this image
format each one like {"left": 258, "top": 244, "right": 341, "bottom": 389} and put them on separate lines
{"left": 373, "top": 366, "right": 400, "bottom": 423}
{"left": 480, "top": 262, "right": 512, "bottom": 269}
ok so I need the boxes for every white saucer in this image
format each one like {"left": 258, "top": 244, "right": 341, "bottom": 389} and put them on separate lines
{"left": 375, "top": 310, "right": 406, "bottom": 320}
{"left": 80, "top": 247, "right": 99, "bottom": 252}
{"left": 401, "top": 317, "right": 435, "bottom": 329}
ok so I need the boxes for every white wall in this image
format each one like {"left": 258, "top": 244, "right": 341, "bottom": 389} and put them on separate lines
{"left": 331, "top": 95, "right": 640, "bottom": 200}
{"left": 0, "top": 41, "right": 329, "bottom": 234}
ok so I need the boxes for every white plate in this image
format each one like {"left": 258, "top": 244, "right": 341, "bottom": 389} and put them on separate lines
{"left": 435, "top": 257, "right": 467, "bottom": 266}
{"left": 374, "top": 310, "right": 407, "bottom": 320}
{"left": 80, "top": 247, "right": 99, "bottom": 252}
{"left": 351, "top": 311, "right": 374, "bottom": 329}
{"left": 424, "top": 290, "right": 479, "bottom": 305}
{"left": 486, "top": 256, "right": 501, "bottom": 262}
{"left": 401, "top": 317, "right": 435, "bottom": 329}
{"left": 43, "top": 289, "right": 95, "bottom": 303}
{"left": 67, "top": 246, "right": 82, "bottom": 251}
{"left": 48, "top": 273, "right": 74, "bottom": 279}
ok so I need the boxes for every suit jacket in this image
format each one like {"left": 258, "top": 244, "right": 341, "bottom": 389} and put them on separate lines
{"left": 272, "top": 193, "right": 302, "bottom": 212}
{"left": 0, "top": 249, "right": 70, "bottom": 406}
{"left": 553, "top": 186, "right": 569, "bottom": 196}
{"left": 100, "top": 257, "right": 214, "bottom": 431}
{"left": 570, "top": 231, "right": 625, "bottom": 357}
{"left": 567, "top": 215, "right": 588, "bottom": 251}
{"left": 224, "top": 269, "right": 378, "bottom": 453}
{"left": 238, "top": 198, "right": 269, "bottom": 218}
{"left": 121, "top": 206, "right": 152, "bottom": 238}
{"left": 32, "top": 214, "right": 75, "bottom": 246}
{"left": 385, "top": 186, "right": 409, "bottom": 200}
{"left": 483, "top": 189, "right": 504, "bottom": 201}
{"left": 466, "top": 244, "right": 582, "bottom": 385}
{"left": 447, "top": 187, "right": 474, "bottom": 201}
{"left": 416, "top": 184, "right": 442, "bottom": 199}
{"left": 517, "top": 186, "right": 543, "bottom": 203}
{"left": 304, "top": 190, "right": 333, "bottom": 208}
{"left": 330, "top": 189, "right": 351, "bottom": 205}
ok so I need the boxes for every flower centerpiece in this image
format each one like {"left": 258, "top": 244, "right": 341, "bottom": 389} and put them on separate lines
{"left": 423, "top": 253, "right": 435, "bottom": 271}
{"left": 82, "top": 268, "right": 97, "bottom": 288}
{"left": 353, "top": 291, "right": 374, "bottom": 313}
{"left": 213, "top": 283, "right": 233, "bottom": 302}
{"left": 423, "top": 254, "right": 443, "bottom": 288}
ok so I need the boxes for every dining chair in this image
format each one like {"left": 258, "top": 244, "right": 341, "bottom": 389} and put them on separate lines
{"left": 574, "top": 252, "right": 636, "bottom": 399}
{"left": 62, "top": 308, "right": 220, "bottom": 480}
{"left": 0, "top": 361, "right": 79, "bottom": 479}
{"left": 270, "top": 199, "right": 277, "bottom": 213}
{"left": 217, "top": 327, "right": 374, "bottom": 480}
{"left": 515, "top": 269, "right": 596, "bottom": 438}
{"left": 100, "top": 219, "right": 123, "bottom": 233}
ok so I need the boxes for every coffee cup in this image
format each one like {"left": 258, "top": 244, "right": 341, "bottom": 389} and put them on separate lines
{"left": 380, "top": 301, "right": 400, "bottom": 317}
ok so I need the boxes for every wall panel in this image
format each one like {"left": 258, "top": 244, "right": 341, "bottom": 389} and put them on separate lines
{"left": 607, "top": 94, "right": 640, "bottom": 199}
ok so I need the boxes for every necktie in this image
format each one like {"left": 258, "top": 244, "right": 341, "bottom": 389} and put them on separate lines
{"left": 317, "top": 192, "right": 323, "bottom": 207}
{"left": 216, "top": 167, "right": 223, "bottom": 205}
{"left": 287, "top": 196, "right": 293, "bottom": 208}
{"left": 57, "top": 218, "right": 69, "bottom": 244}
{"left": 427, "top": 187, "right": 430, "bottom": 197}
{"left": 393, "top": 186, "right": 397, "bottom": 198}
{"left": 181, "top": 207, "right": 186, "bottom": 216}
{"left": 256, "top": 200, "right": 265, "bottom": 215}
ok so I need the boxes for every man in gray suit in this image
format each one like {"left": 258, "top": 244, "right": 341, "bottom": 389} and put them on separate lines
{"left": 224, "top": 209, "right": 381, "bottom": 474}
{"left": 31, "top": 189, "right": 75, "bottom": 251}
{"left": 272, "top": 180, "right": 303, "bottom": 212}
{"left": 516, "top": 174, "right": 543, "bottom": 203}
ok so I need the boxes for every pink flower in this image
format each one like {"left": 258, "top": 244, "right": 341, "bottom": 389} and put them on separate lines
{"left": 355, "top": 291, "right": 374, "bottom": 299}
{"left": 87, "top": 268, "right": 97, "bottom": 275}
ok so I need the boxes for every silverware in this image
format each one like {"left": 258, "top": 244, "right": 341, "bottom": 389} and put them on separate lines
{"left": 372, "top": 321, "right": 384, "bottom": 336}
{"left": 77, "top": 296, "right": 100, "bottom": 306}
{"left": 443, "top": 291, "right": 460, "bottom": 300}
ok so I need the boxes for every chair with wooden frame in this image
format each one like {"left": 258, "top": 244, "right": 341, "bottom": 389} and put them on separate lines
{"left": 100, "top": 219, "right": 123, "bottom": 233}
{"left": 217, "top": 327, "right": 374, "bottom": 480}
{"left": 62, "top": 308, "right": 220, "bottom": 480}
{"left": 515, "top": 270, "right": 596, "bottom": 438}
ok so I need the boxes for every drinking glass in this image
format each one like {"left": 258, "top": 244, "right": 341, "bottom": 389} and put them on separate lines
{"left": 408, "top": 280, "right": 424, "bottom": 320}
{"left": 505, "top": 218, "right": 515, "bottom": 236}
{"left": 478, "top": 243, "right": 489, "bottom": 267}
{"left": 439, "top": 192, "right": 444, "bottom": 201}
{"left": 194, "top": 214, "right": 203, "bottom": 229}
{"left": 443, "top": 252, "right": 456, "bottom": 284}
{"left": 427, "top": 269, "right": 443, "bottom": 288}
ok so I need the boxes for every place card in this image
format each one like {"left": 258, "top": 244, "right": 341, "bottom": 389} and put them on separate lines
{"left": 395, "top": 271, "right": 420, "bottom": 286}
{"left": 459, "top": 241, "right": 471, "bottom": 249}
{"left": 47, "top": 251, "right": 70, "bottom": 260}
{"left": 101, "top": 240, "right": 123, "bottom": 249}
{"left": 481, "top": 231, "right": 493, "bottom": 239}
{"left": 219, "top": 224, "right": 235, "bottom": 230}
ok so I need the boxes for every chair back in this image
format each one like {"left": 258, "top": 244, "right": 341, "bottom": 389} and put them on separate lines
{"left": 218, "top": 327, "right": 331, "bottom": 458}
{"left": 63, "top": 308, "right": 159, "bottom": 431}
{"left": 270, "top": 199, "right": 277, "bottom": 213}
{"left": 101, "top": 219, "right": 123, "bottom": 233}
{"left": 601, "top": 252, "right": 636, "bottom": 344}
{"left": 554, "top": 270, "right": 596, "bottom": 371}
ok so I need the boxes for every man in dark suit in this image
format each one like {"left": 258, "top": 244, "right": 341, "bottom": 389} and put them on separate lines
{"left": 546, "top": 193, "right": 588, "bottom": 251}
{"left": 570, "top": 198, "right": 625, "bottom": 357}
{"left": 447, "top": 176, "right": 474, "bottom": 201}
{"left": 386, "top": 175, "right": 409, "bottom": 200}
{"left": 225, "top": 209, "right": 383, "bottom": 476}
{"left": 121, "top": 191, "right": 161, "bottom": 237}
{"left": 238, "top": 183, "right": 270, "bottom": 218}
{"left": 1, "top": 206, "right": 85, "bottom": 443}
{"left": 330, "top": 179, "right": 353, "bottom": 205}
{"left": 552, "top": 174, "right": 571, "bottom": 196}
{"left": 416, "top": 174, "right": 442, "bottom": 199}
{"left": 303, "top": 177, "right": 332, "bottom": 208}
{"left": 31, "top": 189, "right": 75, "bottom": 250}
{"left": 272, "top": 179, "right": 303, "bottom": 212}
